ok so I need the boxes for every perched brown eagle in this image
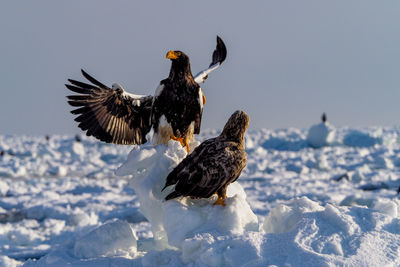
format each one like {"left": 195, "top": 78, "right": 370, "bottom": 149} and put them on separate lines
{"left": 66, "top": 36, "right": 227, "bottom": 152}
{"left": 162, "top": 110, "right": 249, "bottom": 206}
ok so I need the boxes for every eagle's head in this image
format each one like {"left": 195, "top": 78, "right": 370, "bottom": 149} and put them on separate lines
{"left": 166, "top": 50, "right": 189, "bottom": 63}
{"left": 220, "top": 110, "right": 250, "bottom": 144}
{"left": 166, "top": 50, "right": 192, "bottom": 79}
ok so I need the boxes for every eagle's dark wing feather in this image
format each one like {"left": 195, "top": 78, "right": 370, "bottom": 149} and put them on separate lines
{"left": 193, "top": 36, "right": 227, "bottom": 84}
{"left": 163, "top": 138, "right": 216, "bottom": 189}
{"left": 210, "top": 36, "right": 227, "bottom": 67}
{"left": 66, "top": 69, "right": 153, "bottom": 145}
{"left": 164, "top": 138, "right": 247, "bottom": 200}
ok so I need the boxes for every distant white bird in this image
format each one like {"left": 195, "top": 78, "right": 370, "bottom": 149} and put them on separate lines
{"left": 306, "top": 113, "right": 335, "bottom": 148}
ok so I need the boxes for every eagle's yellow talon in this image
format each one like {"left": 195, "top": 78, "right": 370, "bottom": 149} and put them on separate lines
{"left": 170, "top": 134, "right": 190, "bottom": 153}
{"left": 170, "top": 134, "right": 184, "bottom": 146}
{"left": 213, "top": 197, "right": 226, "bottom": 206}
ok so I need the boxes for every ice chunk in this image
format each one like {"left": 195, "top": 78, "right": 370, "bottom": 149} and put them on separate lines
{"left": 263, "top": 197, "right": 323, "bottom": 234}
{"left": 0, "top": 180, "right": 9, "bottom": 196}
{"left": 163, "top": 193, "right": 258, "bottom": 248}
{"left": 306, "top": 122, "right": 335, "bottom": 148}
{"left": 6, "top": 224, "right": 45, "bottom": 246}
{"left": 72, "top": 142, "right": 85, "bottom": 158}
{"left": 73, "top": 220, "right": 137, "bottom": 259}
{"left": 180, "top": 232, "right": 262, "bottom": 266}
{"left": 343, "top": 130, "right": 382, "bottom": 147}
{"left": 117, "top": 140, "right": 258, "bottom": 250}
{"left": 373, "top": 199, "right": 399, "bottom": 218}
{"left": 374, "top": 156, "right": 394, "bottom": 169}
{"left": 322, "top": 204, "right": 360, "bottom": 235}
{"left": 116, "top": 141, "right": 186, "bottom": 246}
{"left": 0, "top": 255, "right": 22, "bottom": 267}
{"left": 69, "top": 211, "right": 98, "bottom": 227}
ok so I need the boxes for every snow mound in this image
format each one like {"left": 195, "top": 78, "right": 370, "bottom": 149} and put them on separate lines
{"left": 262, "top": 196, "right": 323, "bottom": 234}
{"left": 343, "top": 130, "right": 382, "bottom": 147}
{"left": 163, "top": 189, "right": 258, "bottom": 248}
{"left": 262, "top": 137, "right": 306, "bottom": 151}
{"left": 74, "top": 220, "right": 137, "bottom": 259}
{"left": 116, "top": 141, "right": 186, "bottom": 245}
{"left": 141, "top": 197, "right": 400, "bottom": 266}
{"left": 259, "top": 197, "right": 400, "bottom": 266}
{"left": 261, "top": 129, "right": 307, "bottom": 151}
{"left": 116, "top": 140, "right": 258, "bottom": 250}
{"left": 306, "top": 122, "right": 335, "bottom": 148}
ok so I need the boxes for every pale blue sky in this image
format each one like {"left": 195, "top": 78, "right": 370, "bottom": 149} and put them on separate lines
{"left": 1, "top": 1, "right": 399, "bottom": 134}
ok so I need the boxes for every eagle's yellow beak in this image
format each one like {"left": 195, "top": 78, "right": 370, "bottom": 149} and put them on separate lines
{"left": 166, "top": 50, "right": 179, "bottom": 59}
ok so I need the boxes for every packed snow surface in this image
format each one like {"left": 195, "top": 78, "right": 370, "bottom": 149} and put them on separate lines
{"left": 0, "top": 127, "right": 400, "bottom": 266}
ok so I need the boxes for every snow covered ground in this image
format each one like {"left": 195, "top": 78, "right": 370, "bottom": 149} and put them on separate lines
{"left": 0, "top": 127, "right": 400, "bottom": 266}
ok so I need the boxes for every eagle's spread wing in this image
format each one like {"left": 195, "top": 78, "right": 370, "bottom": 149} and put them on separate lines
{"left": 66, "top": 69, "right": 153, "bottom": 145}
{"left": 194, "top": 36, "right": 227, "bottom": 84}
{"left": 164, "top": 138, "right": 246, "bottom": 199}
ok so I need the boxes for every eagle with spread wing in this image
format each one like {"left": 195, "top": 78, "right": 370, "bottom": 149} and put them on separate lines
{"left": 66, "top": 36, "right": 227, "bottom": 152}
{"left": 162, "top": 110, "right": 249, "bottom": 206}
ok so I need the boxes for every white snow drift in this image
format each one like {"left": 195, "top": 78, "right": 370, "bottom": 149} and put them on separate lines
{"left": 0, "top": 126, "right": 399, "bottom": 266}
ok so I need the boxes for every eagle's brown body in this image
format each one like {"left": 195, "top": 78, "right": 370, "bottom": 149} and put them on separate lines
{"left": 163, "top": 110, "right": 249, "bottom": 206}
